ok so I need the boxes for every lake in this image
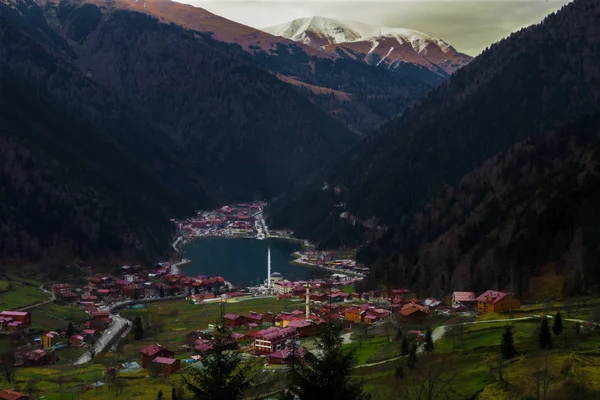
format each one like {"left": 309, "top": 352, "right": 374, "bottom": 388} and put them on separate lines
{"left": 182, "top": 238, "right": 328, "bottom": 285}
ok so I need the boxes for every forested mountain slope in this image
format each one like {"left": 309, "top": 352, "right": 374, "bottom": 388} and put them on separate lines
{"left": 271, "top": 0, "right": 600, "bottom": 297}
{"left": 0, "top": 0, "right": 356, "bottom": 265}
{"left": 104, "top": 0, "right": 444, "bottom": 135}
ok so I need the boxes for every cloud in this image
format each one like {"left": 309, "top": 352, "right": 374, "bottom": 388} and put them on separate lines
{"left": 180, "top": 0, "right": 571, "bottom": 55}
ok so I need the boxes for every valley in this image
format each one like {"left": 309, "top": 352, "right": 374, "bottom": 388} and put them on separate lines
{"left": 2, "top": 0, "right": 600, "bottom": 398}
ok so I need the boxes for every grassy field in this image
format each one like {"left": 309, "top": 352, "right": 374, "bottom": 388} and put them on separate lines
{"left": 5, "top": 294, "right": 600, "bottom": 399}
{"left": 118, "top": 297, "right": 304, "bottom": 360}
{"left": 355, "top": 298, "right": 600, "bottom": 400}
{"left": 29, "top": 303, "right": 90, "bottom": 332}
{"left": 0, "top": 277, "right": 49, "bottom": 309}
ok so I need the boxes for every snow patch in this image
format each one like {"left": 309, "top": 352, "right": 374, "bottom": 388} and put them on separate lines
{"left": 367, "top": 40, "right": 379, "bottom": 55}
{"left": 377, "top": 47, "right": 394, "bottom": 66}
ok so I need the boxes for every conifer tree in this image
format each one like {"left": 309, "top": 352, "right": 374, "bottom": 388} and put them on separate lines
{"left": 539, "top": 317, "right": 552, "bottom": 349}
{"left": 133, "top": 316, "right": 144, "bottom": 340}
{"left": 424, "top": 328, "right": 434, "bottom": 353}
{"left": 288, "top": 321, "right": 367, "bottom": 399}
{"left": 407, "top": 343, "right": 418, "bottom": 370}
{"left": 157, "top": 389, "right": 163, "bottom": 400}
{"left": 401, "top": 336, "right": 409, "bottom": 356}
{"left": 66, "top": 322, "right": 74, "bottom": 337}
{"left": 500, "top": 326, "right": 516, "bottom": 359}
{"left": 552, "top": 312, "right": 564, "bottom": 337}
{"left": 184, "top": 306, "right": 251, "bottom": 400}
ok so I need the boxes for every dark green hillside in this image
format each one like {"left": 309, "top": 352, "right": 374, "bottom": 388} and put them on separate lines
{"left": 0, "top": 0, "right": 356, "bottom": 265}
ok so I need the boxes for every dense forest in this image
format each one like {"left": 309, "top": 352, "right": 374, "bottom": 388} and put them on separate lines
{"left": 0, "top": 0, "right": 356, "bottom": 265}
{"left": 271, "top": 0, "right": 600, "bottom": 297}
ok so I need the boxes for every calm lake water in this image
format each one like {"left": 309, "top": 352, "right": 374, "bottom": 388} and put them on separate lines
{"left": 182, "top": 238, "right": 328, "bottom": 285}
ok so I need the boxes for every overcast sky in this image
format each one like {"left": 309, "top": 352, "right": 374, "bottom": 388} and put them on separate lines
{"left": 178, "top": 0, "right": 571, "bottom": 56}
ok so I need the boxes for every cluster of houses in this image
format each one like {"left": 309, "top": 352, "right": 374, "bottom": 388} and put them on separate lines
{"left": 296, "top": 250, "right": 369, "bottom": 275}
{"left": 176, "top": 202, "right": 264, "bottom": 239}
{"left": 0, "top": 311, "right": 31, "bottom": 332}
{"left": 52, "top": 268, "right": 230, "bottom": 308}
{"left": 452, "top": 290, "right": 521, "bottom": 313}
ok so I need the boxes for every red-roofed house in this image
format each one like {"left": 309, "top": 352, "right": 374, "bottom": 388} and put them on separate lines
{"left": 476, "top": 291, "right": 520, "bottom": 314}
{"left": 152, "top": 357, "right": 181, "bottom": 375}
{"left": 254, "top": 327, "right": 298, "bottom": 355}
{"left": 286, "top": 320, "right": 316, "bottom": 337}
{"left": 41, "top": 331, "right": 59, "bottom": 348}
{"left": 224, "top": 313, "right": 246, "bottom": 328}
{"left": 71, "top": 335, "right": 84, "bottom": 346}
{"left": 452, "top": 292, "right": 477, "bottom": 309}
{"left": 363, "top": 314, "right": 379, "bottom": 324}
{"left": 0, "top": 390, "right": 29, "bottom": 400}
{"left": 344, "top": 307, "right": 364, "bottom": 323}
{"left": 52, "top": 283, "right": 71, "bottom": 295}
{"left": 245, "top": 312, "right": 263, "bottom": 324}
{"left": 231, "top": 332, "right": 247, "bottom": 342}
{"left": 267, "top": 347, "right": 304, "bottom": 365}
{"left": 0, "top": 311, "right": 31, "bottom": 328}
{"left": 194, "top": 340, "right": 214, "bottom": 355}
{"left": 399, "top": 304, "right": 429, "bottom": 324}
{"left": 140, "top": 344, "right": 174, "bottom": 368}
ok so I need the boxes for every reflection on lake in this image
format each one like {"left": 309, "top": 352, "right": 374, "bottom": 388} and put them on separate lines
{"left": 182, "top": 238, "right": 329, "bottom": 285}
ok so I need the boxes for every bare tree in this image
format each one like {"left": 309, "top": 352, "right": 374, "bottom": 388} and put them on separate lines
{"left": 528, "top": 354, "right": 553, "bottom": 400}
{"left": 113, "top": 377, "right": 127, "bottom": 395}
{"left": 398, "top": 356, "right": 459, "bottom": 400}
{"left": 356, "top": 324, "right": 370, "bottom": 349}
{"left": 563, "top": 297, "right": 572, "bottom": 316}
{"left": 26, "top": 378, "right": 39, "bottom": 399}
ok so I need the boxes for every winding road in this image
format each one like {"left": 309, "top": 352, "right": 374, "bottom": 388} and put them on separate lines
{"left": 17, "top": 284, "right": 56, "bottom": 311}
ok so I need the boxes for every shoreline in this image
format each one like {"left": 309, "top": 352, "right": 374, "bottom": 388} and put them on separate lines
{"left": 290, "top": 252, "right": 365, "bottom": 277}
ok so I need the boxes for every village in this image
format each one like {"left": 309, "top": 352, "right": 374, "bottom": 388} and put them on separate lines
{"left": 0, "top": 249, "right": 531, "bottom": 397}
{"left": 173, "top": 202, "right": 272, "bottom": 243}
{"left": 0, "top": 204, "right": 598, "bottom": 399}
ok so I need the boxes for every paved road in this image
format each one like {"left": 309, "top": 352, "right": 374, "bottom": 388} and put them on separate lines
{"left": 18, "top": 284, "right": 56, "bottom": 311}
{"left": 74, "top": 309, "right": 131, "bottom": 365}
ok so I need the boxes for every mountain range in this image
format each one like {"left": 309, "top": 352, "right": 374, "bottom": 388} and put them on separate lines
{"left": 263, "top": 16, "right": 473, "bottom": 76}
{"left": 111, "top": 0, "right": 468, "bottom": 134}
{"left": 270, "top": 0, "right": 600, "bottom": 298}
{"left": 5, "top": 0, "right": 597, "bottom": 300}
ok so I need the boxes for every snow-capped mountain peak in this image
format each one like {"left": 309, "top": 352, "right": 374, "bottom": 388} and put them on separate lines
{"left": 264, "top": 17, "right": 450, "bottom": 54}
{"left": 263, "top": 16, "right": 473, "bottom": 76}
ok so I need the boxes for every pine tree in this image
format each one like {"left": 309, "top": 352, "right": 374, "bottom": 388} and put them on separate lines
{"left": 401, "top": 337, "right": 409, "bottom": 356}
{"left": 288, "top": 321, "right": 367, "bottom": 399}
{"left": 407, "top": 343, "right": 417, "bottom": 370}
{"left": 424, "top": 328, "right": 434, "bottom": 353}
{"left": 133, "top": 316, "right": 144, "bottom": 340}
{"left": 539, "top": 318, "right": 552, "bottom": 349}
{"left": 66, "top": 322, "right": 74, "bottom": 337}
{"left": 500, "top": 326, "right": 516, "bottom": 359}
{"left": 157, "top": 389, "right": 164, "bottom": 400}
{"left": 184, "top": 308, "right": 251, "bottom": 400}
{"left": 552, "top": 312, "right": 564, "bottom": 337}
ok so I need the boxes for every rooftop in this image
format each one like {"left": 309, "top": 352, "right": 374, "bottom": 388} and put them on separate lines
{"left": 153, "top": 357, "right": 178, "bottom": 365}
{"left": 476, "top": 290, "right": 510, "bottom": 304}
